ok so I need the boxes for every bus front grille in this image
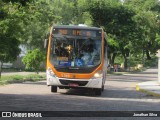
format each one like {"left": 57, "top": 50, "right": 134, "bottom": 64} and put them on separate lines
{"left": 59, "top": 79, "right": 88, "bottom": 86}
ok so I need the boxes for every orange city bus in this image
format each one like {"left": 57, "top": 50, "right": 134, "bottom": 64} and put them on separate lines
{"left": 45, "top": 25, "right": 108, "bottom": 95}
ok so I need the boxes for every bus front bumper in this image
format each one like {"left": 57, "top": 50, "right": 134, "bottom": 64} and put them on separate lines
{"left": 47, "top": 73, "right": 102, "bottom": 89}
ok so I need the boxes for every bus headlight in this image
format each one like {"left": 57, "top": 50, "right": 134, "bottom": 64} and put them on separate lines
{"left": 47, "top": 67, "right": 56, "bottom": 77}
{"left": 93, "top": 70, "right": 102, "bottom": 78}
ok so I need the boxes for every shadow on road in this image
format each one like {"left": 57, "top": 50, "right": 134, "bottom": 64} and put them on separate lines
{"left": 0, "top": 89, "right": 159, "bottom": 112}
{"left": 59, "top": 87, "right": 156, "bottom": 99}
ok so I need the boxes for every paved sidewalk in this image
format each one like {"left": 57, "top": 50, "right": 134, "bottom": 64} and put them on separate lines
{"left": 136, "top": 68, "right": 160, "bottom": 97}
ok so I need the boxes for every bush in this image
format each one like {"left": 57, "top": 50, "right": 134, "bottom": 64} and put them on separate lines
{"left": 22, "top": 49, "right": 45, "bottom": 74}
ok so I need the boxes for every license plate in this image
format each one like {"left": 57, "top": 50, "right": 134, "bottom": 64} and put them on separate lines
{"left": 68, "top": 83, "right": 79, "bottom": 87}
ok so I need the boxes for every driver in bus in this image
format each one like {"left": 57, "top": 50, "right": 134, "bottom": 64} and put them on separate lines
{"left": 55, "top": 43, "right": 69, "bottom": 57}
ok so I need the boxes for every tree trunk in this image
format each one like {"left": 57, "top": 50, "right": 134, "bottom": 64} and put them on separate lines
{"left": 121, "top": 52, "right": 128, "bottom": 71}
{"left": 111, "top": 53, "right": 117, "bottom": 66}
{"left": 124, "top": 57, "right": 128, "bottom": 70}
{"left": 146, "top": 50, "right": 151, "bottom": 60}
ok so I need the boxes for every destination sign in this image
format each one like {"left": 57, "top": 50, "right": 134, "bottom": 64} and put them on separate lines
{"left": 52, "top": 28, "right": 101, "bottom": 37}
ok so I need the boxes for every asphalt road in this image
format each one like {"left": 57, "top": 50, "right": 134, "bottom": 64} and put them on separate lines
{"left": 0, "top": 68, "right": 160, "bottom": 120}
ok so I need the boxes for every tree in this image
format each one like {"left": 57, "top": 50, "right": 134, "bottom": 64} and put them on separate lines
{"left": 87, "top": 0, "right": 137, "bottom": 69}
{"left": 18, "top": 0, "right": 93, "bottom": 50}
{"left": 124, "top": 0, "right": 160, "bottom": 61}
{"left": 107, "top": 34, "right": 120, "bottom": 66}
{"left": 0, "top": 35, "right": 20, "bottom": 78}
{"left": 156, "top": 33, "right": 160, "bottom": 48}
{"left": 22, "top": 49, "right": 45, "bottom": 74}
{"left": 0, "top": 1, "right": 21, "bottom": 78}
{"left": 16, "top": 1, "right": 55, "bottom": 49}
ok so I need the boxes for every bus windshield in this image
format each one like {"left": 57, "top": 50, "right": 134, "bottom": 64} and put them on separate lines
{"left": 50, "top": 35, "right": 101, "bottom": 69}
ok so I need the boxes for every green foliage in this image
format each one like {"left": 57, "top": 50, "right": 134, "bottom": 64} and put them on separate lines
{"left": 2, "top": 0, "right": 34, "bottom": 6}
{"left": 144, "top": 56, "right": 158, "bottom": 67}
{"left": 156, "top": 33, "right": 160, "bottom": 46}
{"left": 0, "top": 1, "right": 22, "bottom": 78}
{"left": 107, "top": 34, "right": 120, "bottom": 65}
{"left": 88, "top": 0, "right": 137, "bottom": 69}
{"left": 0, "top": 1, "right": 21, "bottom": 63}
{"left": 1, "top": 0, "right": 160, "bottom": 72}
{"left": 0, "top": 0, "right": 93, "bottom": 51}
{"left": 0, "top": 35, "right": 20, "bottom": 63}
{"left": 114, "top": 55, "right": 124, "bottom": 64}
{"left": 22, "top": 49, "right": 45, "bottom": 74}
{"left": 8, "top": 0, "right": 93, "bottom": 49}
{"left": 125, "top": 0, "right": 160, "bottom": 60}
{"left": 17, "top": 1, "right": 55, "bottom": 49}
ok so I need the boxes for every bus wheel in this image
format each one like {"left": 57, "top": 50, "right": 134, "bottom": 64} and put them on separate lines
{"left": 51, "top": 86, "right": 57, "bottom": 93}
{"left": 95, "top": 88, "right": 102, "bottom": 96}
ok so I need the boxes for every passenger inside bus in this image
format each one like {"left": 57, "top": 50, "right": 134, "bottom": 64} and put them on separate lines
{"left": 80, "top": 42, "right": 99, "bottom": 66}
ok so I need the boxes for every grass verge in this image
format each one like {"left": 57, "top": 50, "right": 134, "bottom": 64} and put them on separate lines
{"left": 0, "top": 74, "right": 46, "bottom": 85}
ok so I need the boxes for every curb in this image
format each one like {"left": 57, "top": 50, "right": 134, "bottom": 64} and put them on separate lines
{"left": 136, "top": 84, "right": 160, "bottom": 98}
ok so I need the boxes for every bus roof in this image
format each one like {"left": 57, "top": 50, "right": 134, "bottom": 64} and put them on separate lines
{"left": 53, "top": 25, "right": 102, "bottom": 31}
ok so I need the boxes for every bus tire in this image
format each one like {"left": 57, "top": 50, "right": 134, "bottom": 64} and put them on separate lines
{"left": 51, "top": 86, "right": 57, "bottom": 93}
{"left": 95, "top": 88, "right": 102, "bottom": 96}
